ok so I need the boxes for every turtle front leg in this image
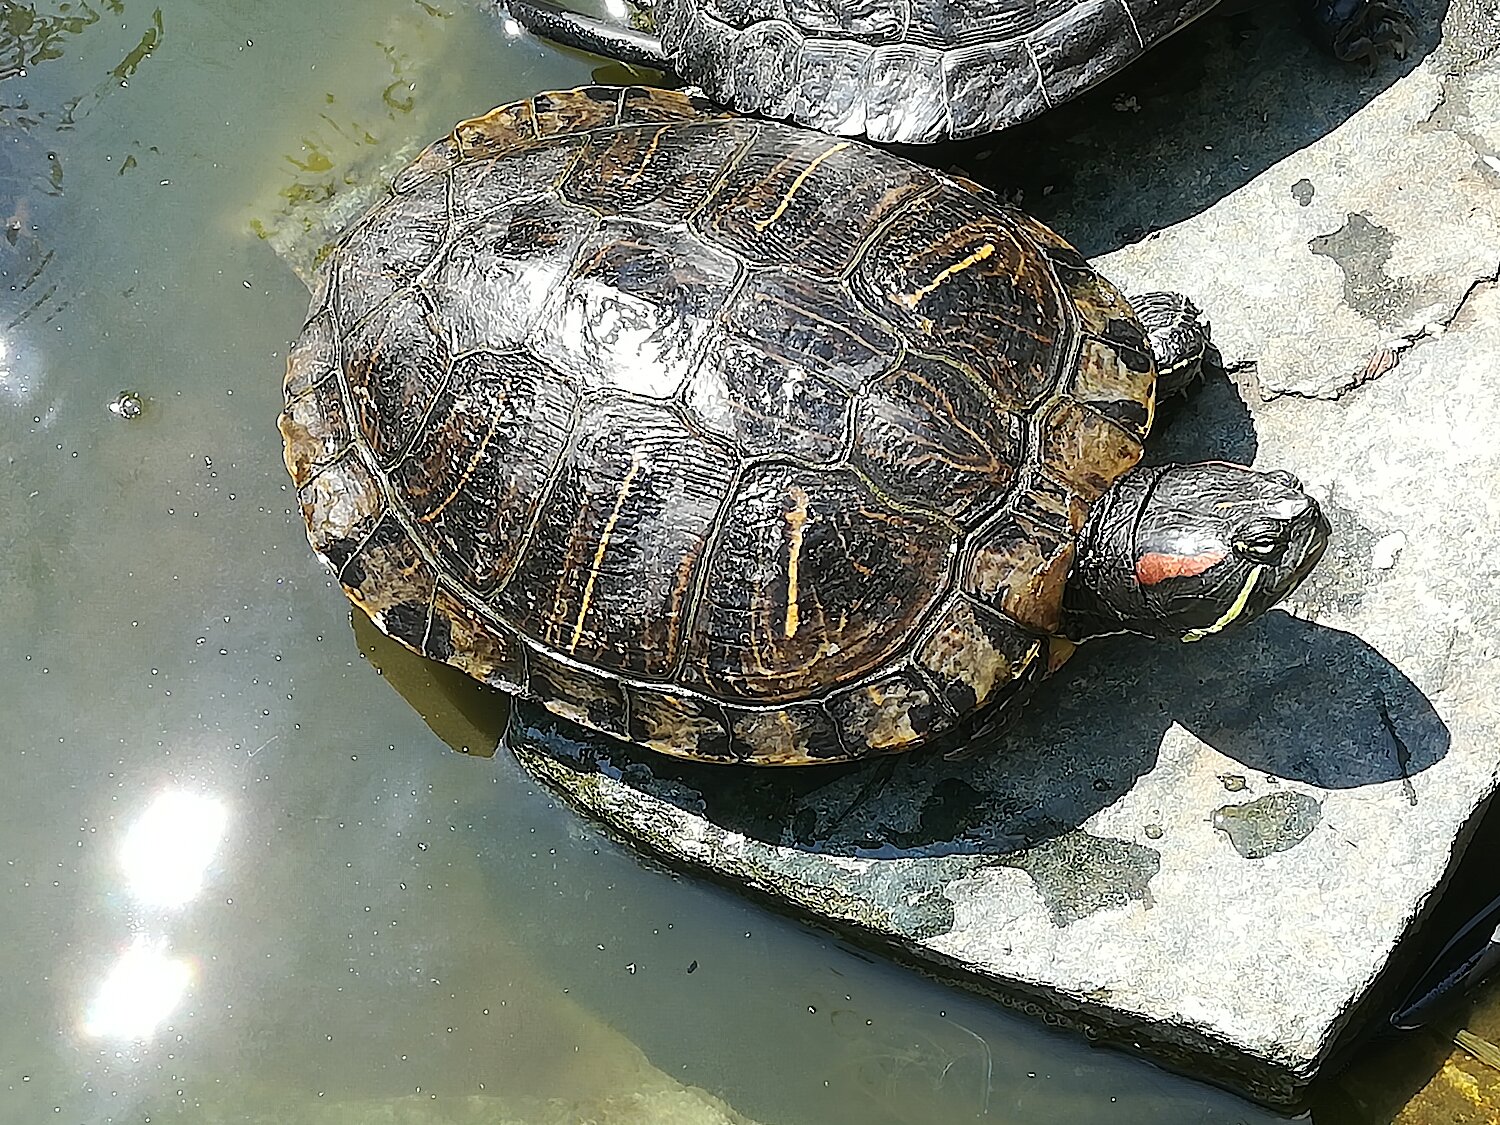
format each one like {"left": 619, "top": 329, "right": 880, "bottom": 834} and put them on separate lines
{"left": 1299, "top": 0, "right": 1416, "bottom": 66}
{"left": 1130, "top": 292, "right": 1211, "bottom": 403}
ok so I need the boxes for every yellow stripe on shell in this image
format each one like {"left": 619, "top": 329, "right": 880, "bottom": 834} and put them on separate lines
{"left": 568, "top": 449, "right": 647, "bottom": 653}
{"left": 893, "top": 241, "right": 997, "bottom": 311}
{"left": 753, "top": 141, "right": 852, "bottom": 233}
{"left": 783, "top": 485, "right": 811, "bottom": 639}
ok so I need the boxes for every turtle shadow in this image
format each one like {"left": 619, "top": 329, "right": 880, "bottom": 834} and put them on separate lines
{"left": 348, "top": 560, "right": 1449, "bottom": 935}
{"left": 916, "top": 0, "right": 1450, "bottom": 258}
{"left": 502, "top": 612, "right": 1448, "bottom": 865}
{"left": 1148, "top": 342, "right": 1260, "bottom": 466}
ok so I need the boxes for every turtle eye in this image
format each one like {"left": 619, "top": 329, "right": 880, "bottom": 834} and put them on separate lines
{"left": 1233, "top": 518, "right": 1288, "bottom": 563}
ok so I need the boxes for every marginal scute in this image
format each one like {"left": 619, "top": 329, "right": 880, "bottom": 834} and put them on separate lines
{"left": 1040, "top": 400, "right": 1143, "bottom": 501}
{"left": 967, "top": 512, "right": 1075, "bottom": 634}
{"left": 532, "top": 86, "right": 624, "bottom": 138}
{"left": 1118, "top": 0, "right": 1223, "bottom": 47}
{"left": 339, "top": 514, "right": 440, "bottom": 640}
{"left": 297, "top": 454, "right": 384, "bottom": 565}
{"left": 1069, "top": 335, "right": 1156, "bottom": 441}
{"left": 530, "top": 651, "right": 629, "bottom": 739}
{"left": 864, "top": 44, "right": 948, "bottom": 144}
{"left": 1046, "top": 251, "right": 1145, "bottom": 347}
{"left": 1047, "top": 634, "right": 1077, "bottom": 674}
{"left": 381, "top": 599, "right": 438, "bottom": 658}
{"left": 626, "top": 687, "right": 733, "bottom": 760}
{"left": 1010, "top": 472, "right": 1091, "bottom": 535}
{"left": 940, "top": 42, "right": 1049, "bottom": 141}
{"left": 278, "top": 374, "right": 351, "bottom": 488}
{"left": 726, "top": 702, "right": 843, "bottom": 763}
{"left": 789, "top": 39, "right": 871, "bottom": 136}
{"left": 616, "top": 85, "right": 704, "bottom": 123}
{"left": 730, "top": 22, "right": 802, "bottom": 118}
{"left": 680, "top": 12, "right": 736, "bottom": 104}
{"left": 429, "top": 586, "right": 528, "bottom": 692}
{"left": 454, "top": 101, "right": 537, "bottom": 159}
{"left": 1029, "top": 0, "right": 1140, "bottom": 107}
{"left": 827, "top": 668, "right": 949, "bottom": 756}
{"left": 916, "top": 597, "right": 1043, "bottom": 715}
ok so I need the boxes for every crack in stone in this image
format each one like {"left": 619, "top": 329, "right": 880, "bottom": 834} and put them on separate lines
{"left": 1260, "top": 267, "right": 1500, "bottom": 402}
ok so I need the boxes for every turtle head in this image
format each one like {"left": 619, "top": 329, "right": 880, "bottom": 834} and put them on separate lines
{"left": 1063, "top": 463, "right": 1331, "bottom": 643}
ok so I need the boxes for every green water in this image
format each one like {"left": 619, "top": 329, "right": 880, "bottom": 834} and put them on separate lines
{"left": 0, "top": 2, "right": 1486, "bottom": 1122}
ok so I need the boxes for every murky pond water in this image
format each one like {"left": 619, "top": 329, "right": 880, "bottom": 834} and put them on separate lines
{"left": 2, "top": 1, "right": 1497, "bottom": 1122}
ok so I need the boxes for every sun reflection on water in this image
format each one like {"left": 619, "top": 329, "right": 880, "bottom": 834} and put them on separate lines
{"left": 82, "top": 790, "right": 229, "bottom": 1044}
{"left": 119, "top": 789, "right": 228, "bottom": 909}
{"left": 82, "top": 934, "right": 194, "bottom": 1042}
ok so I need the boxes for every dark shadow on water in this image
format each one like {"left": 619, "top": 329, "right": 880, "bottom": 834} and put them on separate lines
{"left": 350, "top": 610, "right": 512, "bottom": 759}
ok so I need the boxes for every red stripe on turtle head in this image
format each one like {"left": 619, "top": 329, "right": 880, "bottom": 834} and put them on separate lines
{"left": 1135, "top": 548, "right": 1228, "bottom": 587}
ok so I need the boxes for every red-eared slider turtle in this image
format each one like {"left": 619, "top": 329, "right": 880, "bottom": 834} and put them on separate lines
{"left": 502, "top": 0, "right": 1415, "bottom": 142}
{"left": 279, "top": 85, "right": 1329, "bottom": 765}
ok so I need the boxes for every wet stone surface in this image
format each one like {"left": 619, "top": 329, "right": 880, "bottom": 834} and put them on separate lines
{"left": 1212, "top": 791, "right": 1323, "bottom": 860}
{"left": 508, "top": 5, "right": 1500, "bottom": 1108}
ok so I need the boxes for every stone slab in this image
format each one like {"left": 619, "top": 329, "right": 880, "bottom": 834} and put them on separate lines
{"left": 508, "top": 3, "right": 1500, "bottom": 1108}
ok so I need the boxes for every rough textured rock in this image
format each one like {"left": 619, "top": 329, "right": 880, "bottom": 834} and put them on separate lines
{"left": 508, "top": 5, "right": 1500, "bottom": 1107}
{"left": 1091, "top": 64, "right": 1500, "bottom": 398}
{"left": 951, "top": 0, "right": 1500, "bottom": 400}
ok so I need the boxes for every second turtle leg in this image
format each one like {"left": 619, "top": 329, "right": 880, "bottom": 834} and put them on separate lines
{"left": 1297, "top": 0, "right": 1415, "bottom": 65}
{"left": 502, "top": 0, "right": 669, "bottom": 68}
